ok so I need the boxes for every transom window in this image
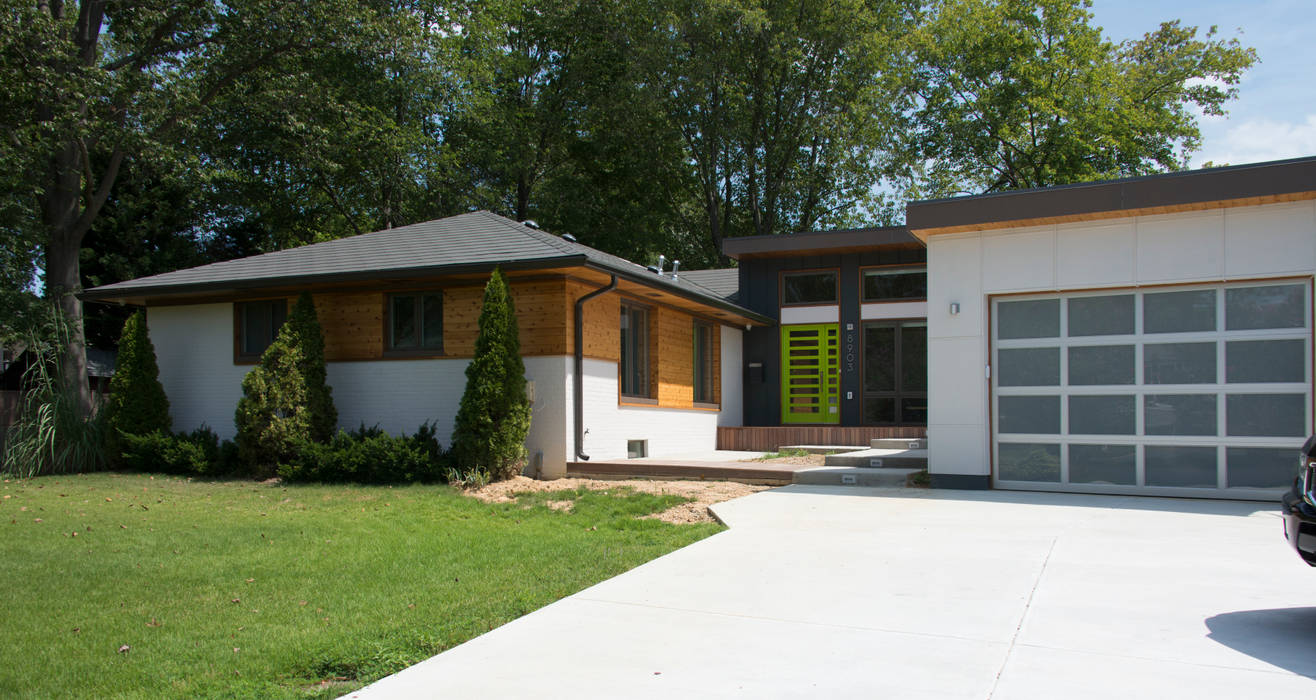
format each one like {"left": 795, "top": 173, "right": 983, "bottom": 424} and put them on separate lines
{"left": 862, "top": 266, "right": 927, "bottom": 302}
{"left": 237, "top": 299, "right": 287, "bottom": 359}
{"left": 781, "top": 270, "right": 838, "bottom": 306}
{"left": 693, "top": 321, "right": 714, "bottom": 404}
{"left": 620, "top": 304, "right": 650, "bottom": 398}
{"left": 388, "top": 292, "right": 444, "bottom": 352}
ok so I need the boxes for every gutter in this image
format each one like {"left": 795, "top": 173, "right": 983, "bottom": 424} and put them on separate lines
{"left": 573, "top": 275, "right": 617, "bottom": 461}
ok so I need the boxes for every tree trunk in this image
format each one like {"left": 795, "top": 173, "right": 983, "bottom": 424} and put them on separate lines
{"left": 45, "top": 232, "right": 94, "bottom": 419}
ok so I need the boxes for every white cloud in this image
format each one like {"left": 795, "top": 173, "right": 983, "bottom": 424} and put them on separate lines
{"left": 1192, "top": 113, "right": 1316, "bottom": 167}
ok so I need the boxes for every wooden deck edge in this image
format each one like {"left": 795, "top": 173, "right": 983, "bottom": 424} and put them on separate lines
{"left": 566, "top": 462, "right": 792, "bottom": 486}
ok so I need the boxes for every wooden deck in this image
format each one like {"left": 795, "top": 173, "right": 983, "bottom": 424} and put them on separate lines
{"left": 716, "top": 426, "right": 926, "bottom": 452}
{"left": 566, "top": 458, "right": 801, "bottom": 485}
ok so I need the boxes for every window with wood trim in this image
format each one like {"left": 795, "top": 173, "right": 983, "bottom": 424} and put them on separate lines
{"left": 620, "top": 304, "right": 650, "bottom": 398}
{"left": 781, "top": 270, "right": 838, "bottom": 305}
{"left": 693, "top": 321, "right": 715, "bottom": 404}
{"left": 862, "top": 266, "right": 927, "bottom": 302}
{"left": 236, "top": 300, "right": 287, "bottom": 359}
{"left": 388, "top": 292, "right": 443, "bottom": 352}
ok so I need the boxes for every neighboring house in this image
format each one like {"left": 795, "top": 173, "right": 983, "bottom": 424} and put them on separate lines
{"left": 83, "top": 211, "right": 771, "bottom": 478}
{"left": 85, "top": 155, "right": 1316, "bottom": 500}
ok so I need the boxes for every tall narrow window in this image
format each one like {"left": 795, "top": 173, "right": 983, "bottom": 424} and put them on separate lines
{"left": 620, "top": 304, "right": 650, "bottom": 398}
{"left": 388, "top": 292, "right": 443, "bottom": 352}
{"left": 693, "top": 321, "right": 714, "bottom": 404}
{"left": 237, "top": 300, "right": 287, "bottom": 359}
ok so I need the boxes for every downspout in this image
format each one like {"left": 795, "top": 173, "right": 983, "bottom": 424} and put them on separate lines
{"left": 573, "top": 275, "right": 617, "bottom": 461}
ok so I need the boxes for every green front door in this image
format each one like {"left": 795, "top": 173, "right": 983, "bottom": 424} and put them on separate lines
{"left": 780, "top": 324, "right": 840, "bottom": 424}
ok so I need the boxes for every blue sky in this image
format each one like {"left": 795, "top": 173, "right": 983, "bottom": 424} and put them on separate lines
{"left": 1087, "top": 0, "right": 1316, "bottom": 167}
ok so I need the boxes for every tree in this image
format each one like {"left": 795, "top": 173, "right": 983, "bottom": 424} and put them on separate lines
{"left": 101, "top": 310, "right": 171, "bottom": 464}
{"left": 0, "top": 0, "right": 414, "bottom": 419}
{"left": 903, "top": 0, "right": 1257, "bottom": 195}
{"left": 234, "top": 330, "right": 308, "bottom": 474}
{"left": 639, "top": 0, "right": 916, "bottom": 260}
{"left": 449, "top": 269, "right": 531, "bottom": 482}
{"left": 284, "top": 292, "right": 337, "bottom": 443}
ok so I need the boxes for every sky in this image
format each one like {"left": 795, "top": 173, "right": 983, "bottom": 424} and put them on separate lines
{"left": 1087, "top": 0, "right": 1316, "bottom": 167}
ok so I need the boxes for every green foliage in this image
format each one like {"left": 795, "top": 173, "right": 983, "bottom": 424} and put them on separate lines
{"left": 278, "top": 423, "right": 445, "bottom": 484}
{"left": 904, "top": 0, "right": 1258, "bottom": 195}
{"left": 0, "top": 311, "right": 105, "bottom": 478}
{"left": 235, "top": 331, "right": 309, "bottom": 476}
{"left": 449, "top": 269, "right": 532, "bottom": 482}
{"left": 101, "top": 311, "right": 171, "bottom": 465}
{"left": 119, "top": 427, "right": 219, "bottom": 475}
{"left": 286, "top": 292, "right": 338, "bottom": 443}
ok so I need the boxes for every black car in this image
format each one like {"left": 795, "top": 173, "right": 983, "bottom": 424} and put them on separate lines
{"left": 1281, "top": 435, "right": 1316, "bottom": 566}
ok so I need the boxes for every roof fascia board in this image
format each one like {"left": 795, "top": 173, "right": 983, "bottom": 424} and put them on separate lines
{"left": 723, "top": 227, "right": 918, "bottom": 259}
{"left": 581, "top": 261, "right": 772, "bottom": 326}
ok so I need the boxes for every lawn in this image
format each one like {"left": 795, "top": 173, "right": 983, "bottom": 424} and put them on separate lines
{"left": 0, "top": 473, "right": 722, "bottom": 698}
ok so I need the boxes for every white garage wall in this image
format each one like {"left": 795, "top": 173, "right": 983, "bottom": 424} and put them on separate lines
{"left": 926, "top": 199, "right": 1316, "bottom": 480}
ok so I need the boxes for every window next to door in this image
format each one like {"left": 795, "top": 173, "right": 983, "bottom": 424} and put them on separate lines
{"left": 236, "top": 299, "right": 287, "bottom": 361}
{"left": 862, "top": 321, "right": 928, "bottom": 424}
{"left": 693, "top": 321, "right": 714, "bottom": 404}
{"left": 620, "top": 304, "right": 651, "bottom": 398}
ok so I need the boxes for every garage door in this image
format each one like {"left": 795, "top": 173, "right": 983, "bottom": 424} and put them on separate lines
{"left": 991, "top": 281, "right": 1311, "bottom": 499}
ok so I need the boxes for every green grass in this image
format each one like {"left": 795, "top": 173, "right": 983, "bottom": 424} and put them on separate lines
{"left": 752, "top": 448, "right": 811, "bottom": 461}
{"left": 0, "top": 473, "right": 721, "bottom": 699}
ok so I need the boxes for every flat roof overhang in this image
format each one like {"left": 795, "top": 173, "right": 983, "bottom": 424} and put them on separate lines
{"left": 905, "top": 155, "right": 1316, "bottom": 241}
{"left": 723, "top": 226, "right": 922, "bottom": 259}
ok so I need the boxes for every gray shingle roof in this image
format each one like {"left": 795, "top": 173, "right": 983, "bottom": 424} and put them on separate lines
{"left": 678, "top": 269, "right": 739, "bottom": 303}
{"left": 83, "top": 211, "right": 768, "bottom": 322}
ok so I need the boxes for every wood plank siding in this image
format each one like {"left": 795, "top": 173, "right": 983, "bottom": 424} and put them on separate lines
{"left": 716, "top": 425, "right": 926, "bottom": 451}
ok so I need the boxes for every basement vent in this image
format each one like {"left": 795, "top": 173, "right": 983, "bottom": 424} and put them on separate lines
{"left": 627, "top": 440, "right": 648, "bottom": 459}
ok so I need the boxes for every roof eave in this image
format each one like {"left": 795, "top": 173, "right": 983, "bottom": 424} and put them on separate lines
{"left": 582, "top": 261, "right": 772, "bottom": 326}
{"left": 81, "top": 254, "right": 588, "bottom": 304}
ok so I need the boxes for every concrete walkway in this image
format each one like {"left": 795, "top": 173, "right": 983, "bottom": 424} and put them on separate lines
{"left": 345, "top": 486, "right": 1316, "bottom": 699}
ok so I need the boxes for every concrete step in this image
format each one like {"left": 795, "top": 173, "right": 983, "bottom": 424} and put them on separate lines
{"left": 793, "top": 466, "right": 922, "bottom": 487}
{"left": 777, "top": 445, "right": 869, "bottom": 455}
{"left": 824, "top": 447, "right": 928, "bottom": 469}
{"left": 871, "top": 437, "right": 927, "bottom": 450}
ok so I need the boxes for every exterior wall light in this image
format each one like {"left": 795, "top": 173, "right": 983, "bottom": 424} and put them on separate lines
{"left": 949, "top": 302, "right": 961, "bottom": 315}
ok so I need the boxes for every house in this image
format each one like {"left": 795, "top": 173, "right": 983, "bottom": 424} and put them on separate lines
{"left": 82, "top": 211, "right": 771, "bottom": 478}
{"left": 85, "top": 155, "right": 1316, "bottom": 500}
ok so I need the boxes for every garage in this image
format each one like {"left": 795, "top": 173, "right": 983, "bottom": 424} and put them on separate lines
{"left": 991, "top": 280, "right": 1311, "bottom": 497}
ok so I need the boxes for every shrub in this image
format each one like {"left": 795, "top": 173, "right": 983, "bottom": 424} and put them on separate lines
{"left": 278, "top": 423, "right": 445, "bottom": 484}
{"left": 449, "top": 269, "right": 531, "bottom": 482}
{"left": 119, "top": 428, "right": 218, "bottom": 475}
{"left": 234, "top": 334, "right": 309, "bottom": 476}
{"left": 286, "top": 292, "right": 337, "bottom": 442}
{"left": 102, "top": 311, "right": 171, "bottom": 465}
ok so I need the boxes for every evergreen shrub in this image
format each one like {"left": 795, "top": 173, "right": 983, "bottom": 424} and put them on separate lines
{"left": 102, "top": 311, "right": 171, "bottom": 465}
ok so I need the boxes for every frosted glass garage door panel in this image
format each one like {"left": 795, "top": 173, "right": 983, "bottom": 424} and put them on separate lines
{"left": 1145, "top": 446, "right": 1218, "bottom": 488}
{"left": 1226, "top": 340, "right": 1306, "bottom": 383}
{"left": 1226, "top": 394, "right": 1307, "bottom": 437}
{"left": 1068, "top": 345, "right": 1135, "bottom": 385}
{"left": 1068, "top": 294, "right": 1135, "bottom": 336}
{"left": 998, "top": 396, "right": 1060, "bottom": 434}
{"left": 998, "top": 443, "right": 1060, "bottom": 482}
{"left": 997, "top": 299, "right": 1059, "bottom": 339}
{"left": 1226, "top": 447, "right": 1299, "bottom": 489}
{"left": 1144, "top": 394, "right": 1217, "bottom": 436}
{"left": 1225, "top": 285, "right": 1306, "bottom": 330}
{"left": 1068, "top": 395, "right": 1135, "bottom": 435}
{"left": 1069, "top": 444, "right": 1136, "bottom": 485}
{"left": 1144, "top": 343, "right": 1216, "bottom": 384}
{"left": 1144, "top": 290, "right": 1216, "bottom": 334}
{"left": 997, "top": 348, "right": 1060, "bottom": 386}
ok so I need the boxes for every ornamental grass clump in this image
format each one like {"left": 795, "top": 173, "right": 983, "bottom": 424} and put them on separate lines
{"left": 449, "top": 269, "right": 531, "bottom": 482}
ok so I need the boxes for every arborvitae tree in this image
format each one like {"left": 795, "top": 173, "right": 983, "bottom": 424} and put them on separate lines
{"left": 234, "top": 327, "right": 309, "bottom": 475}
{"left": 449, "top": 269, "right": 532, "bottom": 481}
{"left": 103, "top": 311, "right": 171, "bottom": 464}
{"left": 286, "top": 292, "right": 337, "bottom": 442}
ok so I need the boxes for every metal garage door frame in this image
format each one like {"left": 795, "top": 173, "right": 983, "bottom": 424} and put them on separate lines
{"left": 989, "top": 278, "right": 1313, "bottom": 500}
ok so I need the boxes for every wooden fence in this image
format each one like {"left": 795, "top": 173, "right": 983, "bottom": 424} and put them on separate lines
{"left": 717, "top": 425, "right": 926, "bottom": 452}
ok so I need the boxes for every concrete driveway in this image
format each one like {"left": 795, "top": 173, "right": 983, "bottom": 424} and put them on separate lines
{"left": 347, "top": 486, "right": 1316, "bottom": 699}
